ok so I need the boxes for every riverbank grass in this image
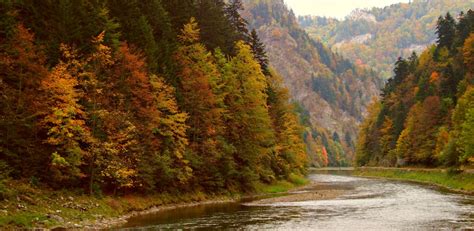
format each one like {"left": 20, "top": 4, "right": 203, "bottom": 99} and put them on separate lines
{"left": 0, "top": 180, "right": 229, "bottom": 228}
{"left": 255, "top": 174, "right": 309, "bottom": 194}
{"left": 354, "top": 168, "right": 474, "bottom": 193}
{"left": 0, "top": 174, "right": 309, "bottom": 229}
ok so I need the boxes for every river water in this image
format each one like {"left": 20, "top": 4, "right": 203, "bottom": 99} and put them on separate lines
{"left": 120, "top": 171, "right": 474, "bottom": 230}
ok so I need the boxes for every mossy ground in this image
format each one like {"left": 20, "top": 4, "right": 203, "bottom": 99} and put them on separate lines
{"left": 354, "top": 168, "right": 474, "bottom": 193}
{"left": 0, "top": 175, "right": 309, "bottom": 229}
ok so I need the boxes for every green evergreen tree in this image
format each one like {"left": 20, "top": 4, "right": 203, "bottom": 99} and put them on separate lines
{"left": 17, "top": 0, "right": 120, "bottom": 63}
{"left": 107, "top": 0, "right": 175, "bottom": 74}
{"left": 225, "top": 0, "right": 250, "bottom": 43}
{"left": 249, "top": 29, "right": 269, "bottom": 75}
{"left": 196, "top": 0, "right": 235, "bottom": 55}
{"left": 436, "top": 12, "right": 456, "bottom": 49}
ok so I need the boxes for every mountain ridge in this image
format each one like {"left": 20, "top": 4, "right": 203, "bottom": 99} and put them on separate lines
{"left": 299, "top": 0, "right": 474, "bottom": 78}
{"left": 242, "top": 0, "right": 382, "bottom": 167}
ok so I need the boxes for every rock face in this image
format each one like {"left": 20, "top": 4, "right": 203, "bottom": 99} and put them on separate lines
{"left": 347, "top": 9, "right": 377, "bottom": 23}
{"left": 242, "top": 0, "right": 382, "bottom": 166}
{"left": 334, "top": 33, "right": 373, "bottom": 48}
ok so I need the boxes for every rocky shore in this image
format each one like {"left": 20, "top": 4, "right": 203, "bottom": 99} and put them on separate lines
{"left": 75, "top": 183, "right": 345, "bottom": 229}
{"left": 73, "top": 199, "right": 237, "bottom": 229}
{"left": 244, "top": 183, "right": 349, "bottom": 206}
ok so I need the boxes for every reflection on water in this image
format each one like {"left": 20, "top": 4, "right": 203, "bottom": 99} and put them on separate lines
{"left": 120, "top": 171, "right": 474, "bottom": 230}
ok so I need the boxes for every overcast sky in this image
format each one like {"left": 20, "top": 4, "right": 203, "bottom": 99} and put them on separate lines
{"left": 284, "top": 0, "right": 410, "bottom": 19}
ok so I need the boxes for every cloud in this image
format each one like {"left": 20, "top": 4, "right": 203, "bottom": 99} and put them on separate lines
{"left": 284, "top": 0, "right": 410, "bottom": 19}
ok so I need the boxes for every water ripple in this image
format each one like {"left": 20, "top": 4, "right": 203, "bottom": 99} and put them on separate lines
{"left": 121, "top": 172, "right": 474, "bottom": 230}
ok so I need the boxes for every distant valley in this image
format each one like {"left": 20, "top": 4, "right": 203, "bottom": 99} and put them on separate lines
{"left": 299, "top": 0, "right": 474, "bottom": 78}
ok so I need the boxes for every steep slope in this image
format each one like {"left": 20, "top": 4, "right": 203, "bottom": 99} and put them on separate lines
{"left": 242, "top": 0, "right": 382, "bottom": 167}
{"left": 356, "top": 11, "right": 474, "bottom": 167}
{"left": 299, "top": 0, "right": 474, "bottom": 78}
{"left": 0, "top": 0, "right": 308, "bottom": 195}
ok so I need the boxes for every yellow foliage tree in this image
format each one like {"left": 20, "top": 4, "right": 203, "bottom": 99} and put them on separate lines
{"left": 41, "top": 44, "right": 92, "bottom": 184}
{"left": 227, "top": 41, "right": 276, "bottom": 185}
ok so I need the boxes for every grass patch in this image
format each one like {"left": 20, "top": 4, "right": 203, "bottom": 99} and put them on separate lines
{"left": 354, "top": 168, "right": 474, "bottom": 193}
{"left": 255, "top": 174, "right": 309, "bottom": 194}
{"left": 0, "top": 213, "right": 50, "bottom": 228}
{"left": 288, "top": 173, "right": 310, "bottom": 186}
{"left": 255, "top": 180, "right": 294, "bottom": 194}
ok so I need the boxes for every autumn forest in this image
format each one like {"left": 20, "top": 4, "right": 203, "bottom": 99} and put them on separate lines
{"left": 0, "top": 0, "right": 474, "bottom": 228}
{"left": 356, "top": 11, "right": 474, "bottom": 168}
{"left": 1, "top": 0, "right": 307, "bottom": 195}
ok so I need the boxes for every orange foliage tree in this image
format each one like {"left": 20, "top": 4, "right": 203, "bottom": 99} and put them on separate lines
{"left": 174, "top": 18, "right": 228, "bottom": 190}
{"left": 0, "top": 24, "right": 49, "bottom": 177}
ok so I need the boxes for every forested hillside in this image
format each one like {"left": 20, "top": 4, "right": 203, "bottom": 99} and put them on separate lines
{"left": 0, "top": 0, "right": 308, "bottom": 195}
{"left": 299, "top": 0, "right": 474, "bottom": 79}
{"left": 356, "top": 11, "right": 474, "bottom": 168}
{"left": 242, "top": 0, "right": 382, "bottom": 167}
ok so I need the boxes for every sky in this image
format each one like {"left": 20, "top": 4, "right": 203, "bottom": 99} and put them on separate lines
{"left": 284, "top": 0, "right": 410, "bottom": 19}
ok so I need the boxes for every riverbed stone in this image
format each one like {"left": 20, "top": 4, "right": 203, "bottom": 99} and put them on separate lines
{"left": 47, "top": 214, "right": 64, "bottom": 223}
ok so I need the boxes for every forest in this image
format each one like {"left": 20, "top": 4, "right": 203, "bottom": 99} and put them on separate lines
{"left": 356, "top": 10, "right": 474, "bottom": 168}
{"left": 1, "top": 0, "right": 474, "bottom": 229}
{"left": 0, "top": 0, "right": 308, "bottom": 196}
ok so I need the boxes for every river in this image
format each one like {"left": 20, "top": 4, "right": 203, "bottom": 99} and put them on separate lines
{"left": 120, "top": 171, "right": 474, "bottom": 230}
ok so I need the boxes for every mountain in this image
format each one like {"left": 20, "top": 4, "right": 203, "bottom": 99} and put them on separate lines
{"left": 242, "top": 0, "right": 382, "bottom": 167}
{"left": 299, "top": 0, "right": 474, "bottom": 79}
{"left": 356, "top": 10, "right": 474, "bottom": 167}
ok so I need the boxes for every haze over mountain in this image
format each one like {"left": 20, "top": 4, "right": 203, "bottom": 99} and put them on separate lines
{"left": 285, "top": 0, "right": 410, "bottom": 19}
{"left": 298, "top": 0, "right": 474, "bottom": 78}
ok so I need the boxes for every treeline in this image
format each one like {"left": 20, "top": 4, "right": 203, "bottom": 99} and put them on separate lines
{"left": 356, "top": 11, "right": 474, "bottom": 168}
{"left": 0, "top": 0, "right": 308, "bottom": 195}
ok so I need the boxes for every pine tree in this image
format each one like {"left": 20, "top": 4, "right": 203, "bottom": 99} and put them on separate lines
{"left": 393, "top": 57, "right": 410, "bottom": 85}
{"left": 382, "top": 57, "right": 409, "bottom": 98}
{"left": 436, "top": 12, "right": 456, "bottom": 49}
{"left": 249, "top": 29, "right": 269, "bottom": 75}
{"left": 454, "top": 10, "right": 474, "bottom": 49}
{"left": 107, "top": 0, "right": 174, "bottom": 74}
{"left": 17, "top": 0, "right": 120, "bottom": 63}
{"left": 225, "top": 0, "right": 250, "bottom": 43}
{"left": 0, "top": 24, "right": 50, "bottom": 178}
{"left": 440, "top": 64, "right": 462, "bottom": 101}
{"left": 0, "top": 0, "right": 17, "bottom": 39}
{"left": 162, "top": 0, "right": 196, "bottom": 31}
{"left": 196, "top": 0, "right": 235, "bottom": 55}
